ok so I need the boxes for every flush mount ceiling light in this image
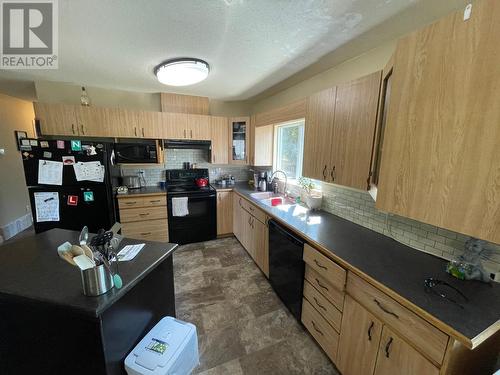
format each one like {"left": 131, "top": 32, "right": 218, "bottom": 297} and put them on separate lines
{"left": 155, "top": 58, "right": 210, "bottom": 86}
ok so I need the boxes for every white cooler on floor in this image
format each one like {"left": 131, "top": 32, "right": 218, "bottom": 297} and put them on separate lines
{"left": 125, "top": 317, "right": 199, "bottom": 375}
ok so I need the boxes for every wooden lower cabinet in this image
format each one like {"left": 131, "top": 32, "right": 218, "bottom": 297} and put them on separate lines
{"left": 232, "top": 193, "right": 269, "bottom": 277}
{"left": 118, "top": 193, "right": 168, "bottom": 242}
{"left": 374, "top": 326, "right": 439, "bottom": 375}
{"left": 337, "top": 296, "right": 383, "bottom": 375}
{"left": 216, "top": 191, "right": 233, "bottom": 235}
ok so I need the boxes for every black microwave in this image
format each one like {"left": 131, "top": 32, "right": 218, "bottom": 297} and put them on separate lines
{"left": 114, "top": 141, "right": 158, "bottom": 164}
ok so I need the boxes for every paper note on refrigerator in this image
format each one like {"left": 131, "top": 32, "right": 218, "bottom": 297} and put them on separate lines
{"left": 73, "top": 161, "right": 104, "bottom": 182}
{"left": 38, "top": 160, "right": 63, "bottom": 185}
{"left": 34, "top": 192, "right": 60, "bottom": 222}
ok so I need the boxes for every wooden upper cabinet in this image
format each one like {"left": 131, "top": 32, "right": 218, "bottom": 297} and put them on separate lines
{"left": 187, "top": 114, "right": 211, "bottom": 140}
{"left": 210, "top": 116, "right": 229, "bottom": 164}
{"left": 34, "top": 102, "right": 79, "bottom": 136}
{"left": 332, "top": 71, "right": 381, "bottom": 190}
{"left": 76, "top": 106, "right": 121, "bottom": 137}
{"left": 338, "top": 296, "right": 383, "bottom": 375}
{"left": 303, "top": 87, "right": 336, "bottom": 181}
{"left": 376, "top": 0, "right": 500, "bottom": 243}
{"left": 229, "top": 117, "right": 250, "bottom": 164}
{"left": 160, "top": 112, "right": 188, "bottom": 139}
{"left": 373, "top": 327, "right": 439, "bottom": 375}
{"left": 253, "top": 124, "right": 274, "bottom": 167}
{"left": 139, "top": 110, "right": 163, "bottom": 139}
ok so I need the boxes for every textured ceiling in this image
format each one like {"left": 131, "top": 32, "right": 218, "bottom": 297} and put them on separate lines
{"left": 0, "top": 0, "right": 418, "bottom": 100}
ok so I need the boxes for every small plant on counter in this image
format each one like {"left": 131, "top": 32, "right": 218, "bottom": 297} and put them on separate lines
{"left": 298, "top": 177, "right": 315, "bottom": 194}
{"left": 298, "top": 177, "right": 322, "bottom": 210}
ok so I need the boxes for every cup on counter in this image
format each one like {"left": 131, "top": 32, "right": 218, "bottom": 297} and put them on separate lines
{"left": 159, "top": 181, "right": 166, "bottom": 189}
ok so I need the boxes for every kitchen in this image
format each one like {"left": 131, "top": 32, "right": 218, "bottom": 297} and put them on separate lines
{"left": 0, "top": 0, "right": 499, "bottom": 374}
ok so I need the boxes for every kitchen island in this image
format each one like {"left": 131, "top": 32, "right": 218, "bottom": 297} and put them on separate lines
{"left": 0, "top": 228, "right": 177, "bottom": 375}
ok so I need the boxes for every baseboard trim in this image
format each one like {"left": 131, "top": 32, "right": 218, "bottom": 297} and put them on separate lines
{"left": 0, "top": 213, "right": 33, "bottom": 241}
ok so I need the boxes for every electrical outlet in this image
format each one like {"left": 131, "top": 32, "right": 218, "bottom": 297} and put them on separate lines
{"left": 138, "top": 169, "right": 145, "bottom": 175}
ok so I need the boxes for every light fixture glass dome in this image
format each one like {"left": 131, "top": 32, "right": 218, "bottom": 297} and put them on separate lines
{"left": 155, "top": 58, "right": 209, "bottom": 86}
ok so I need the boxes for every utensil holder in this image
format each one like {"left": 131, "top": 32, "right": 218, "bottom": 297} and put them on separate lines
{"left": 81, "top": 264, "right": 114, "bottom": 296}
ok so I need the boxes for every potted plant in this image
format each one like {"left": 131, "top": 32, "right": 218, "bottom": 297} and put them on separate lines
{"left": 298, "top": 177, "right": 322, "bottom": 210}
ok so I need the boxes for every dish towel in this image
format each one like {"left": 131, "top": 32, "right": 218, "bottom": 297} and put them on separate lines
{"left": 172, "top": 197, "right": 189, "bottom": 217}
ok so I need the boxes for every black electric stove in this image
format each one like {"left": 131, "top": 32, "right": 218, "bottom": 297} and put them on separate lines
{"left": 165, "top": 169, "right": 216, "bottom": 244}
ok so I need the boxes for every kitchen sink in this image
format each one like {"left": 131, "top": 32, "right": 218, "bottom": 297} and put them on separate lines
{"left": 249, "top": 191, "right": 276, "bottom": 200}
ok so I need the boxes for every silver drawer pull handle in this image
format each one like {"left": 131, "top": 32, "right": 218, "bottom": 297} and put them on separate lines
{"left": 125, "top": 202, "right": 137, "bottom": 205}
{"left": 150, "top": 200, "right": 161, "bottom": 203}
{"left": 314, "top": 259, "right": 327, "bottom": 270}
{"left": 313, "top": 297, "right": 326, "bottom": 311}
{"left": 315, "top": 278, "right": 329, "bottom": 291}
{"left": 311, "top": 321, "right": 324, "bottom": 336}
{"left": 374, "top": 298, "right": 399, "bottom": 319}
{"left": 140, "top": 232, "right": 151, "bottom": 236}
{"left": 139, "top": 213, "right": 150, "bottom": 216}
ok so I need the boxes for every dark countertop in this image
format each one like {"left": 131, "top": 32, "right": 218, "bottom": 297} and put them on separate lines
{"left": 0, "top": 229, "right": 177, "bottom": 317}
{"left": 233, "top": 182, "right": 500, "bottom": 348}
{"left": 116, "top": 186, "right": 166, "bottom": 197}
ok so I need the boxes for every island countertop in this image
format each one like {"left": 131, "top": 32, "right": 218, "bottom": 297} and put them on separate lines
{"left": 231, "top": 182, "right": 500, "bottom": 349}
{"left": 0, "top": 228, "right": 177, "bottom": 317}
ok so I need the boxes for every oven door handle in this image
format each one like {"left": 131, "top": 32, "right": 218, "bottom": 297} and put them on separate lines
{"left": 168, "top": 193, "right": 216, "bottom": 200}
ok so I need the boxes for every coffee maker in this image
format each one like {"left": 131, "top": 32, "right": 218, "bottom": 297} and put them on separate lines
{"left": 258, "top": 172, "right": 268, "bottom": 191}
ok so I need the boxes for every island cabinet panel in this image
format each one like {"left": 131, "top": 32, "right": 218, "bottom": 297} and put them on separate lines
{"left": 374, "top": 327, "right": 439, "bottom": 375}
{"left": 337, "top": 296, "right": 383, "bottom": 375}
{"left": 210, "top": 116, "right": 229, "bottom": 164}
{"left": 331, "top": 71, "right": 381, "bottom": 190}
{"left": 376, "top": 0, "right": 500, "bottom": 244}
{"left": 302, "top": 87, "right": 336, "bottom": 181}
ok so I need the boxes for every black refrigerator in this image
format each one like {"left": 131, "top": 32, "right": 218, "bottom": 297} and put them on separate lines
{"left": 22, "top": 139, "right": 116, "bottom": 234}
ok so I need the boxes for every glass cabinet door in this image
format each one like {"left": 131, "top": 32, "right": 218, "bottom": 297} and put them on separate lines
{"left": 229, "top": 117, "right": 249, "bottom": 164}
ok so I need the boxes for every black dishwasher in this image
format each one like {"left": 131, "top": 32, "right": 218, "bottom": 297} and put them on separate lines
{"left": 268, "top": 219, "right": 305, "bottom": 321}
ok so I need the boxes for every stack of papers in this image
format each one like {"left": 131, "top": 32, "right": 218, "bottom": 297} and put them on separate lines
{"left": 117, "top": 243, "right": 145, "bottom": 261}
{"left": 73, "top": 161, "right": 105, "bottom": 182}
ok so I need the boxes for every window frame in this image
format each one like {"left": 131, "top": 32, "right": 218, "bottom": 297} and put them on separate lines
{"left": 273, "top": 119, "right": 305, "bottom": 182}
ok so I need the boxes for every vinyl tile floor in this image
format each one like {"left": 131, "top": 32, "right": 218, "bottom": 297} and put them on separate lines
{"left": 173, "top": 236, "right": 340, "bottom": 375}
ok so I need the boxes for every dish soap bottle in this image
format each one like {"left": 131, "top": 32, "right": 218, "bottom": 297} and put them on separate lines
{"left": 80, "top": 86, "right": 90, "bottom": 106}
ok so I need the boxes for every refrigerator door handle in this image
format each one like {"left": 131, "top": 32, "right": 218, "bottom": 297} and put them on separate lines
{"left": 110, "top": 150, "right": 115, "bottom": 166}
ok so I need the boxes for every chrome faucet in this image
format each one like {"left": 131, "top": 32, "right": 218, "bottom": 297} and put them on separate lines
{"left": 268, "top": 170, "right": 288, "bottom": 196}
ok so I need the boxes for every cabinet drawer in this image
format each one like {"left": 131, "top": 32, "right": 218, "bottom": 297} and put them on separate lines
{"left": 121, "top": 219, "right": 168, "bottom": 242}
{"left": 119, "top": 206, "right": 167, "bottom": 223}
{"left": 238, "top": 195, "right": 267, "bottom": 223}
{"left": 118, "top": 197, "right": 146, "bottom": 209}
{"left": 141, "top": 195, "right": 166, "bottom": 207}
{"left": 303, "top": 244, "right": 346, "bottom": 292}
{"left": 305, "top": 266, "right": 345, "bottom": 311}
{"left": 347, "top": 273, "right": 449, "bottom": 365}
{"left": 302, "top": 298, "right": 339, "bottom": 363}
{"left": 303, "top": 280, "right": 342, "bottom": 332}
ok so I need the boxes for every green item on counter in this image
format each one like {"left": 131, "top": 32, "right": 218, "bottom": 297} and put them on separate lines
{"left": 295, "top": 196, "right": 301, "bottom": 204}
{"left": 446, "top": 261, "right": 466, "bottom": 280}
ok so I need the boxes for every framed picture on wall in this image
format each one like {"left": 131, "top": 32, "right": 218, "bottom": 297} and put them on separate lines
{"left": 15, "top": 130, "right": 28, "bottom": 150}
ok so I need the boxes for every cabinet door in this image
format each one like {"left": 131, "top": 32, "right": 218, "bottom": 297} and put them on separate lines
{"left": 161, "top": 112, "right": 188, "bottom": 139}
{"left": 254, "top": 125, "right": 274, "bottom": 167}
{"left": 75, "top": 106, "right": 120, "bottom": 137}
{"left": 188, "top": 114, "right": 211, "bottom": 140}
{"left": 374, "top": 327, "right": 439, "bottom": 375}
{"left": 139, "top": 110, "right": 162, "bottom": 139}
{"left": 337, "top": 296, "right": 383, "bottom": 375}
{"left": 210, "top": 116, "right": 229, "bottom": 164}
{"left": 252, "top": 216, "right": 269, "bottom": 277}
{"left": 331, "top": 71, "right": 381, "bottom": 190}
{"left": 233, "top": 194, "right": 244, "bottom": 243}
{"left": 376, "top": 0, "right": 500, "bottom": 243}
{"left": 34, "top": 102, "right": 79, "bottom": 136}
{"left": 217, "top": 191, "right": 233, "bottom": 235}
{"left": 229, "top": 117, "right": 250, "bottom": 164}
{"left": 302, "top": 88, "right": 336, "bottom": 181}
